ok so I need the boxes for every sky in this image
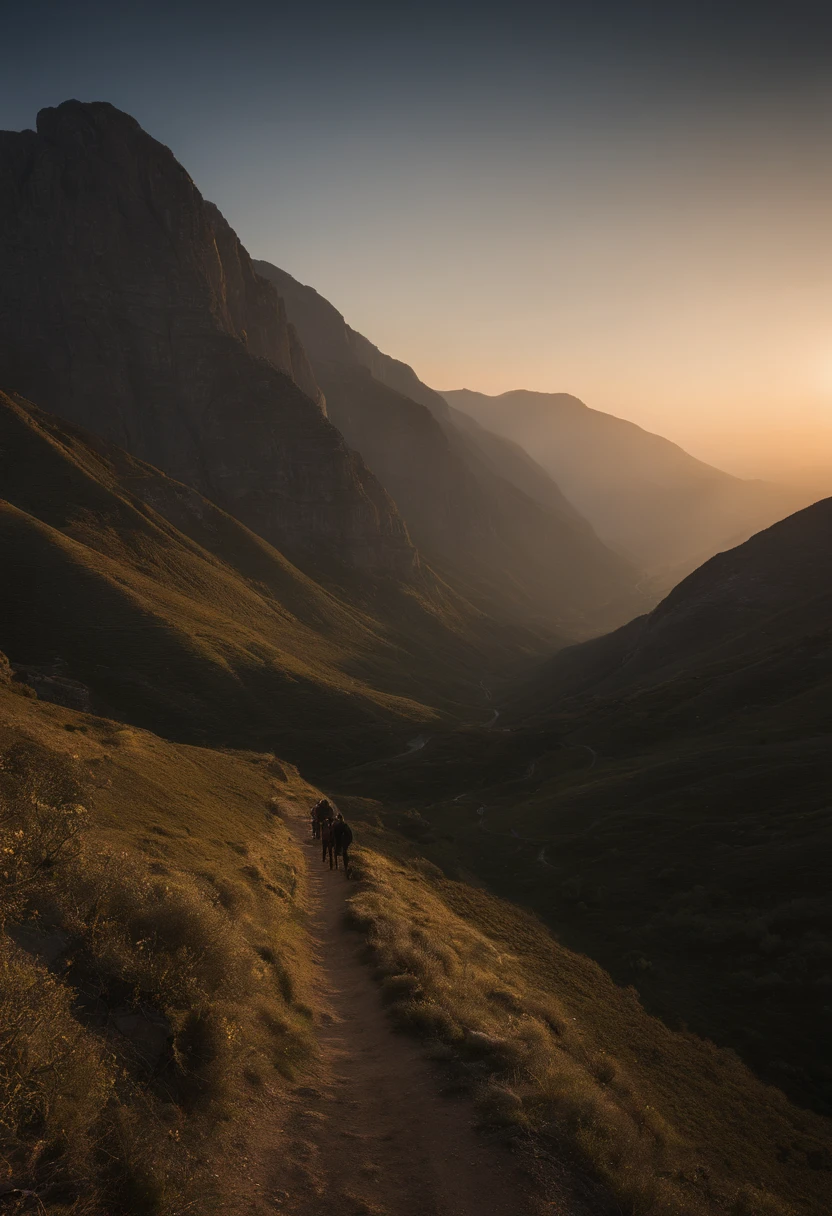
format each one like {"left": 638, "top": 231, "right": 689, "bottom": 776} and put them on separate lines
{"left": 1, "top": 0, "right": 831, "bottom": 483}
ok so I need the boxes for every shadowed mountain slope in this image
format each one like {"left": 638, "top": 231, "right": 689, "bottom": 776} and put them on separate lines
{"left": 543, "top": 495, "right": 832, "bottom": 702}
{"left": 444, "top": 388, "right": 803, "bottom": 581}
{"left": 0, "top": 390, "right": 521, "bottom": 767}
{"left": 254, "top": 262, "right": 639, "bottom": 633}
{"left": 0, "top": 101, "right": 414, "bottom": 577}
{"left": 348, "top": 500, "right": 832, "bottom": 1119}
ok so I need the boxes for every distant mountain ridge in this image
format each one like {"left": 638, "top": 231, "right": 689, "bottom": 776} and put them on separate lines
{"left": 543, "top": 494, "right": 832, "bottom": 702}
{"left": 443, "top": 388, "right": 804, "bottom": 581}
{"left": 255, "top": 262, "right": 641, "bottom": 632}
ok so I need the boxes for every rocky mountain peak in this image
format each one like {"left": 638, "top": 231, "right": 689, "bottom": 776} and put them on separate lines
{"left": 0, "top": 101, "right": 412, "bottom": 574}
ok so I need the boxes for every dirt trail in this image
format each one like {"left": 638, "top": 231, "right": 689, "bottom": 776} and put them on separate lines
{"left": 263, "top": 823, "right": 541, "bottom": 1216}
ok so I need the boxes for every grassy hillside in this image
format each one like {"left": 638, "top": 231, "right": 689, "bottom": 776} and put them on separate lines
{"left": 3, "top": 374, "right": 828, "bottom": 1213}
{"left": 322, "top": 501, "right": 832, "bottom": 1214}
{"left": 330, "top": 805, "right": 831, "bottom": 1216}
{"left": 0, "top": 391, "right": 538, "bottom": 768}
{"left": 332, "top": 503, "right": 832, "bottom": 1122}
{"left": 0, "top": 660, "right": 320, "bottom": 1214}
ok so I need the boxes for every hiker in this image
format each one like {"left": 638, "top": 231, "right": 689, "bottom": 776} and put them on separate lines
{"left": 333, "top": 812, "right": 353, "bottom": 877}
{"left": 310, "top": 801, "right": 322, "bottom": 839}
{"left": 320, "top": 816, "right": 335, "bottom": 869}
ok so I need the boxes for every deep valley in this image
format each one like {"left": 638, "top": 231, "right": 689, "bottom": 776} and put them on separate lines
{"left": 0, "top": 97, "right": 829, "bottom": 1216}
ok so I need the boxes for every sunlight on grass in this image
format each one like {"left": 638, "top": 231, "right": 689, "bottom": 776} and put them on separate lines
{"left": 347, "top": 849, "right": 801, "bottom": 1216}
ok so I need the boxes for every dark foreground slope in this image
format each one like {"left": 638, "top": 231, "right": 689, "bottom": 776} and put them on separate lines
{"left": 445, "top": 388, "right": 803, "bottom": 581}
{"left": 0, "top": 391, "right": 517, "bottom": 766}
{"left": 0, "top": 101, "right": 413, "bottom": 577}
{"left": 255, "top": 262, "right": 638, "bottom": 632}
{"left": 337, "top": 501, "right": 832, "bottom": 1122}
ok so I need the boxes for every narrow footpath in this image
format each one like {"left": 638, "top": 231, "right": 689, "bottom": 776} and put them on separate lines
{"left": 262, "top": 820, "right": 543, "bottom": 1216}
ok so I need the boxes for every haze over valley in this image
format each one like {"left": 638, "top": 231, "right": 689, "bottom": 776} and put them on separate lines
{"left": 1, "top": 4, "right": 830, "bottom": 1215}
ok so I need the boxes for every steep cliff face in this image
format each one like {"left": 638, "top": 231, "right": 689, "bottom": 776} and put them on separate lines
{"left": 254, "top": 262, "right": 639, "bottom": 631}
{"left": 0, "top": 101, "right": 411, "bottom": 573}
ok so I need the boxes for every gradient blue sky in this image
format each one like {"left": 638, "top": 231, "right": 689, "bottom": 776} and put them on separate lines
{"left": 2, "top": 1, "right": 831, "bottom": 478}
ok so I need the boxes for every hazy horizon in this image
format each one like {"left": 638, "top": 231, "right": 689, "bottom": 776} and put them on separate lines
{"left": 2, "top": 0, "right": 830, "bottom": 487}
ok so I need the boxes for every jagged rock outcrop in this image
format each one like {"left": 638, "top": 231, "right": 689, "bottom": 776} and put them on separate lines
{"left": 0, "top": 101, "right": 411, "bottom": 574}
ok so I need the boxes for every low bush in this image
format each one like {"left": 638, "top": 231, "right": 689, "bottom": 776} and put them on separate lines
{"left": 0, "top": 935, "right": 114, "bottom": 1207}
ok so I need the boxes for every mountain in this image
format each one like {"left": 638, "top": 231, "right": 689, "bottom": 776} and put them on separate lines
{"left": 254, "top": 262, "right": 640, "bottom": 632}
{"left": 443, "top": 388, "right": 804, "bottom": 580}
{"left": 0, "top": 389, "right": 520, "bottom": 767}
{"left": 523, "top": 502, "right": 832, "bottom": 1109}
{"left": 351, "top": 499, "right": 832, "bottom": 1116}
{"left": 4, "top": 399, "right": 831, "bottom": 1216}
{"left": 0, "top": 101, "right": 414, "bottom": 578}
{"left": 543, "top": 495, "right": 832, "bottom": 702}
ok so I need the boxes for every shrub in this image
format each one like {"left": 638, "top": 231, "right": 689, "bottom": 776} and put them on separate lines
{"left": 0, "top": 935, "right": 114, "bottom": 1203}
{"left": 0, "top": 742, "right": 87, "bottom": 922}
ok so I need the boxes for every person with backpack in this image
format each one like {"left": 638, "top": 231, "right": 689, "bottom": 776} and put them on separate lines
{"left": 313, "top": 801, "right": 323, "bottom": 839}
{"left": 320, "top": 815, "right": 335, "bottom": 869}
{"left": 311, "top": 798, "right": 333, "bottom": 840}
{"left": 332, "top": 813, "right": 353, "bottom": 877}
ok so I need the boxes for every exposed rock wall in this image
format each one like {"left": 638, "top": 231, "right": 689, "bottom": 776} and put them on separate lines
{"left": 0, "top": 101, "right": 411, "bottom": 573}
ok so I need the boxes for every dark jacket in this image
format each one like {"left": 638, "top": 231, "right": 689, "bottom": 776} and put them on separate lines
{"left": 333, "top": 821, "right": 353, "bottom": 852}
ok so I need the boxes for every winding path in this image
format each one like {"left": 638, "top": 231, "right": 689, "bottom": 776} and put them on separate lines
{"left": 259, "top": 819, "right": 544, "bottom": 1216}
